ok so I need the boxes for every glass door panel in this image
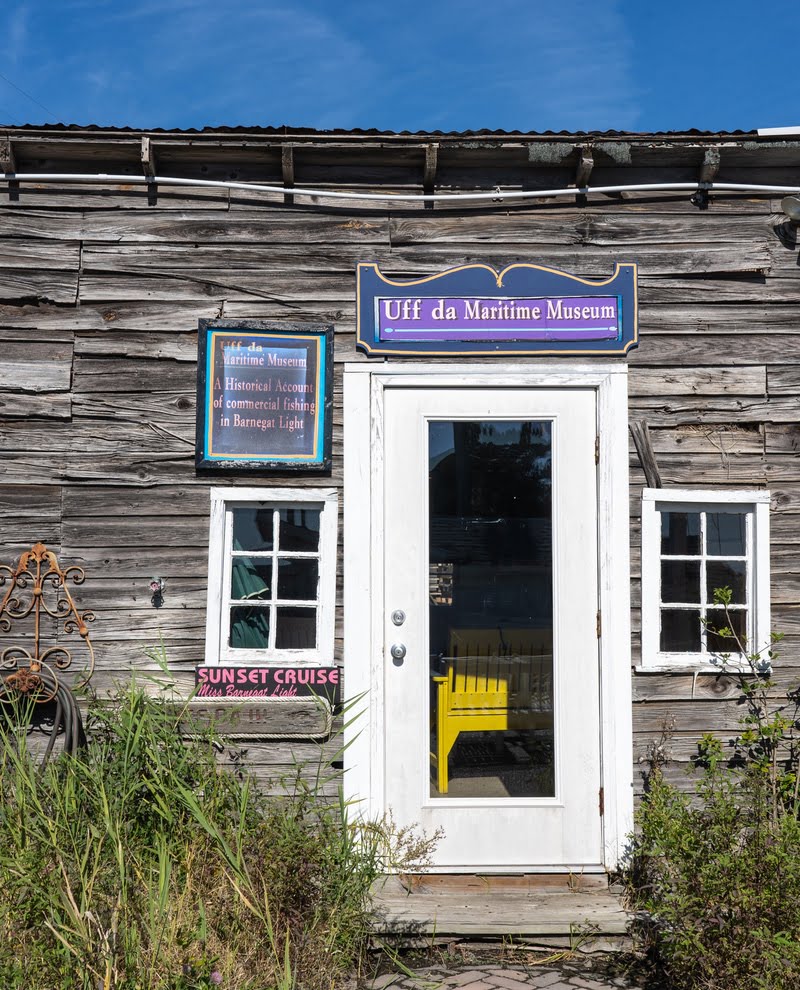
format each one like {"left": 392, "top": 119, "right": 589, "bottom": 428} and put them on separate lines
{"left": 429, "top": 421, "right": 554, "bottom": 799}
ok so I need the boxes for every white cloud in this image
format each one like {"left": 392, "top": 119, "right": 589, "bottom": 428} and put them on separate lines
{"left": 2, "top": 4, "right": 30, "bottom": 68}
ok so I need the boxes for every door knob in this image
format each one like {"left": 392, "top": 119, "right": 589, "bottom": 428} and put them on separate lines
{"left": 390, "top": 643, "right": 407, "bottom": 660}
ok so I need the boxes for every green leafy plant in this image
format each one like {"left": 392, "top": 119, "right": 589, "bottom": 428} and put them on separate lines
{"left": 627, "top": 588, "right": 800, "bottom": 990}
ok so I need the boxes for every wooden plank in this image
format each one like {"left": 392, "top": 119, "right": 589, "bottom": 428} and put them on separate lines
{"left": 370, "top": 887, "right": 629, "bottom": 936}
{"left": 633, "top": 334, "right": 800, "bottom": 367}
{"left": 0, "top": 484, "right": 61, "bottom": 517}
{"left": 0, "top": 526, "right": 61, "bottom": 549}
{"left": 78, "top": 271, "right": 310, "bottom": 304}
{"left": 389, "top": 212, "right": 770, "bottom": 247}
{"left": 399, "top": 873, "right": 611, "bottom": 892}
{"left": 0, "top": 444, "right": 341, "bottom": 487}
{"left": 633, "top": 672, "right": 760, "bottom": 703}
{"left": 0, "top": 326, "right": 71, "bottom": 344}
{"left": 636, "top": 304, "right": 800, "bottom": 336}
{"left": 74, "top": 331, "right": 198, "bottom": 362}
{"left": 766, "top": 424, "right": 800, "bottom": 454}
{"left": 0, "top": 390, "right": 72, "bottom": 419}
{"left": 767, "top": 366, "right": 800, "bottom": 396}
{"left": 631, "top": 451, "right": 800, "bottom": 484}
{"left": 80, "top": 608, "right": 205, "bottom": 642}
{"left": 645, "top": 424, "right": 764, "bottom": 455}
{"left": 65, "top": 576, "right": 208, "bottom": 610}
{"left": 628, "top": 366, "right": 766, "bottom": 397}
{"left": 213, "top": 737, "right": 342, "bottom": 767}
{"left": 770, "top": 484, "right": 800, "bottom": 514}
{"left": 73, "top": 357, "right": 196, "bottom": 393}
{"left": 0, "top": 340, "right": 73, "bottom": 392}
{"left": 0, "top": 184, "right": 230, "bottom": 210}
{"left": 0, "top": 486, "right": 62, "bottom": 548}
{"left": 0, "top": 269, "right": 78, "bottom": 304}
{"left": 771, "top": 514, "right": 800, "bottom": 543}
{"left": 62, "top": 515, "right": 209, "bottom": 548}
{"left": 0, "top": 240, "right": 81, "bottom": 270}
{"left": 0, "top": 301, "right": 222, "bottom": 331}
{"left": 73, "top": 389, "right": 197, "bottom": 423}
{"left": 0, "top": 451, "right": 190, "bottom": 487}
{"left": 633, "top": 731, "right": 733, "bottom": 765}
{"left": 62, "top": 485, "right": 210, "bottom": 517}
{"left": 638, "top": 276, "right": 799, "bottom": 305}
{"left": 628, "top": 396, "right": 800, "bottom": 426}
{"left": 69, "top": 641, "right": 203, "bottom": 668}
{"left": 0, "top": 208, "right": 389, "bottom": 243}
{"left": 81, "top": 243, "right": 394, "bottom": 273}
{"left": 631, "top": 700, "right": 741, "bottom": 733}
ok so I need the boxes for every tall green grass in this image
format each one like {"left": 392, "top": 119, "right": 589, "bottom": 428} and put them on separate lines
{"left": 0, "top": 684, "right": 432, "bottom": 989}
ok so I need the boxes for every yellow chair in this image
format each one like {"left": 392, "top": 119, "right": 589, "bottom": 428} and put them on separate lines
{"left": 432, "top": 630, "right": 553, "bottom": 795}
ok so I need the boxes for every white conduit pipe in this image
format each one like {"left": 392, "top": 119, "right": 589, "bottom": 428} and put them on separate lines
{"left": 0, "top": 173, "right": 799, "bottom": 204}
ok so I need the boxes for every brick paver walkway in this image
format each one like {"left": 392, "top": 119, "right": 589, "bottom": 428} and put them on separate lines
{"left": 364, "top": 958, "right": 648, "bottom": 989}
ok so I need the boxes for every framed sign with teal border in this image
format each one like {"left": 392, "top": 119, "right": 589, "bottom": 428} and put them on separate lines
{"left": 196, "top": 320, "right": 333, "bottom": 472}
{"left": 356, "top": 262, "right": 638, "bottom": 357}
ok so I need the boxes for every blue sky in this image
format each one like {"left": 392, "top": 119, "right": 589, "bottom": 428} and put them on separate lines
{"left": 1, "top": 0, "right": 799, "bottom": 133}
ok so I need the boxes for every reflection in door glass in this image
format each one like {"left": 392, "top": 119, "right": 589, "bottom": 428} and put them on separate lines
{"left": 429, "top": 421, "right": 554, "bottom": 799}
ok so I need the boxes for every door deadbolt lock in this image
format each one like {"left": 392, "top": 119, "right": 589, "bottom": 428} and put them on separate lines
{"left": 390, "top": 643, "right": 407, "bottom": 660}
{"left": 391, "top": 609, "right": 406, "bottom": 626}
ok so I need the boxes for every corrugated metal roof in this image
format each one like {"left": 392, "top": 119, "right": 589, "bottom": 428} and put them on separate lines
{"left": 0, "top": 122, "right": 760, "bottom": 139}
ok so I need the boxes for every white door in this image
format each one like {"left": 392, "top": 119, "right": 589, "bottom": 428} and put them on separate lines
{"left": 383, "top": 387, "right": 602, "bottom": 870}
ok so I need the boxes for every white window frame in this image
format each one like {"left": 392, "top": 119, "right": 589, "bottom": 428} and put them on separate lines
{"left": 204, "top": 486, "right": 338, "bottom": 666}
{"left": 640, "top": 488, "right": 771, "bottom": 671}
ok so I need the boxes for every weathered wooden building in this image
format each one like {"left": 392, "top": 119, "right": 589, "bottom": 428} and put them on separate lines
{"left": 1, "top": 125, "right": 799, "bottom": 890}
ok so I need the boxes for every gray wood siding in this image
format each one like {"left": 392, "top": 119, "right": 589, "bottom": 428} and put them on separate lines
{"left": 0, "top": 130, "right": 798, "bottom": 792}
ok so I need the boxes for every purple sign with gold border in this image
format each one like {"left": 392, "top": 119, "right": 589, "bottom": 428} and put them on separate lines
{"left": 356, "top": 262, "right": 638, "bottom": 356}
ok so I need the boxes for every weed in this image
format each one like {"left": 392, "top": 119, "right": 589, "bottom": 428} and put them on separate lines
{"left": 0, "top": 682, "right": 437, "bottom": 989}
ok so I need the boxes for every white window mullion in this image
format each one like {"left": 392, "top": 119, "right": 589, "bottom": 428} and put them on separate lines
{"left": 641, "top": 489, "right": 770, "bottom": 672}
{"left": 206, "top": 486, "right": 338, "bottom": 666}
{"left": 268, "top": 507, "right": 279, "bottom": 651}
{"left": 220, "top": 507, "right": 235, "bottom": 660}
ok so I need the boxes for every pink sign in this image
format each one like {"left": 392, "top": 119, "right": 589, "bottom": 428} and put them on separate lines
{"left": 195, "top": 665, "right": 340, "bottom": 701}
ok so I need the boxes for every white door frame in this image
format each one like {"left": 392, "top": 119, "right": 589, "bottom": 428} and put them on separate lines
{"left": 343, "top": 363, "right": 633, "bottom": 871}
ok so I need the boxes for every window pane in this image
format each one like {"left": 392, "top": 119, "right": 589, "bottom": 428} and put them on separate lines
{"left": 231, "top": 558, "right": 271, "bottom": 601}
{"left": 660, "top": 609, "right": 701, "bottom": 652}
{"left": 429, "top": 420, "right": 555, "bottom": 800}
{"left": 707, "top": 512, "right": 746, "bottom": 556}
{"left": 230, "top": 605, "right": 270, "bottom": 648}
{"left": 232, "top": 508, "right": 274, "bottom": 552}
{"left": 706, "top": 608, "right": 747, "bottom": 654}
{"left": 661, "top": 512, "right": 701, "bottom": 555}
{"left": 661, "top": 560, "right": 700, "bottom": 603}
{"left": 279, "top": 508, "right": 320, "bottom": 551}
{"left": 275, "top": 607, "right": 316, "bottom": 649}
{"left": 277, "top": 559, "right": 319, "bottom": 600}
{"left": 706, "top": 560, "right": 747, "bottom": 605}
